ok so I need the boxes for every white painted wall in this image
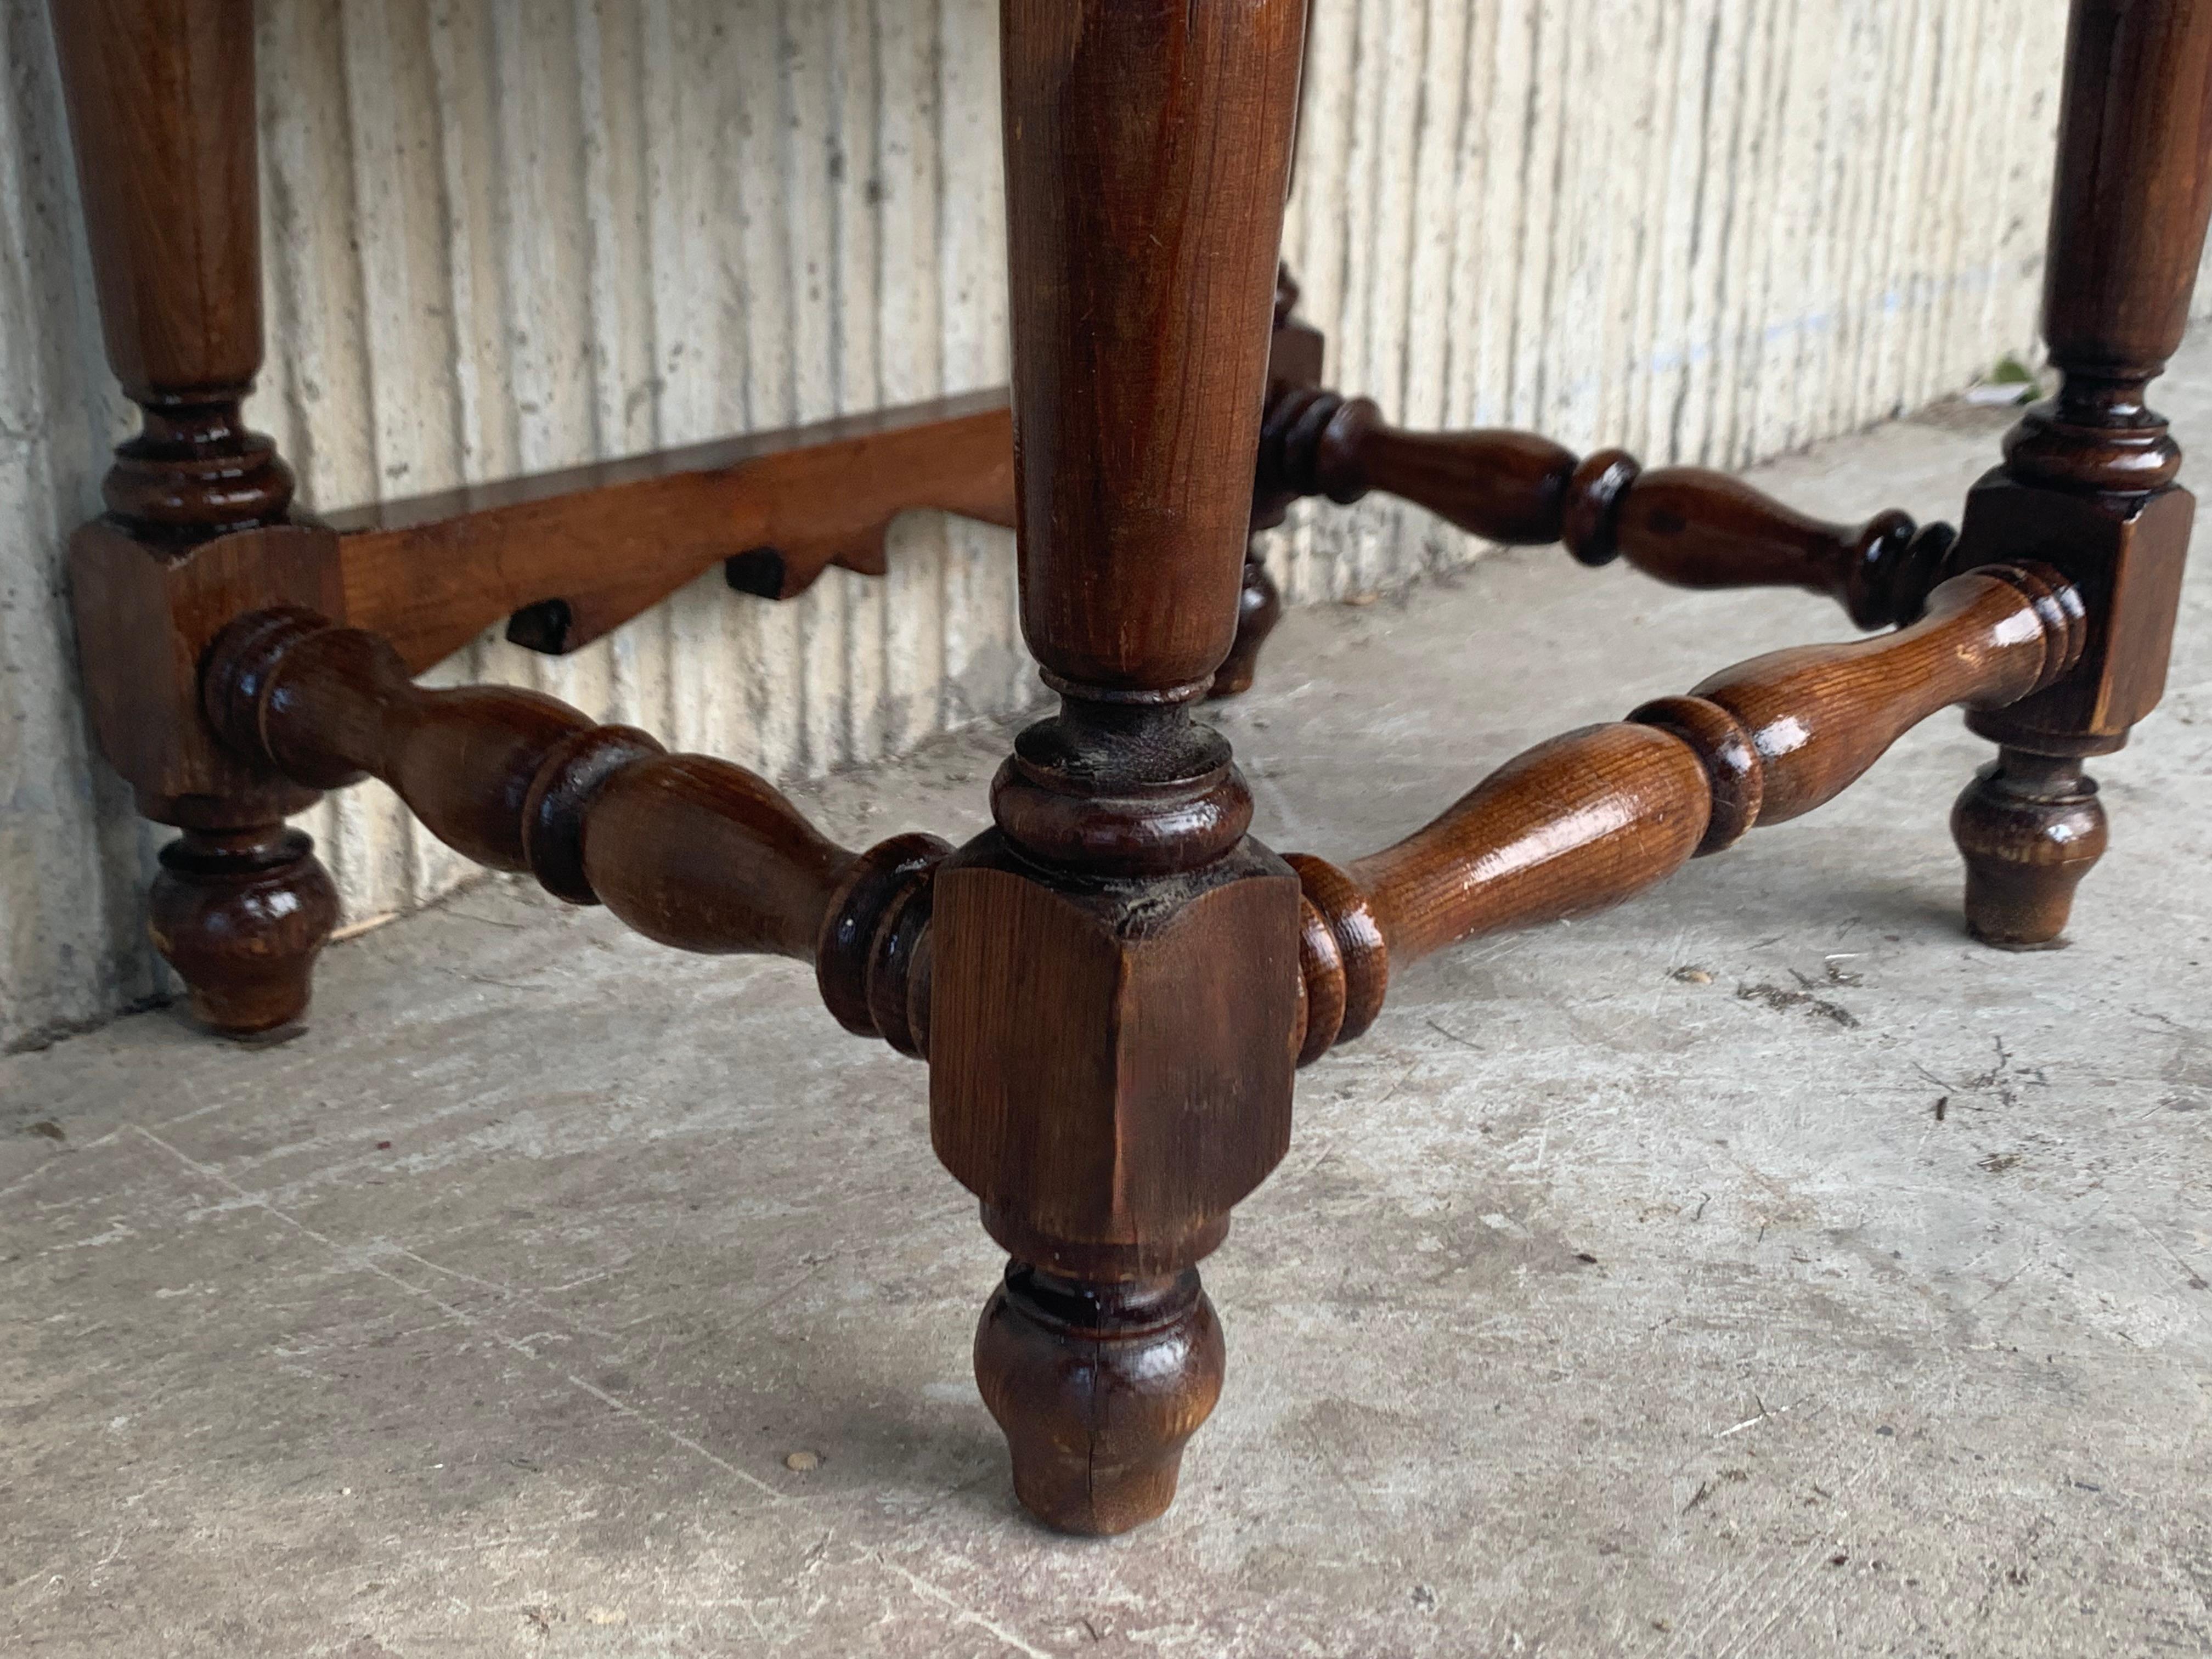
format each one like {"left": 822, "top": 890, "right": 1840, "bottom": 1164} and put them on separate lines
{"left": 0, "top": 0, "right": 2182, "bottom": 1048}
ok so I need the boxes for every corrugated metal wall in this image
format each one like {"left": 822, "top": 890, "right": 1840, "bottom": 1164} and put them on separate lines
{"left": 0, "top": 0, "right": 2188, "bottom": 1048}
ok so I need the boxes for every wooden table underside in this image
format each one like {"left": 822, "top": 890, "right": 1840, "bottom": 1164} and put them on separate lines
{"left": 48, "top": 0, "right": 2207, "bottom": 1536}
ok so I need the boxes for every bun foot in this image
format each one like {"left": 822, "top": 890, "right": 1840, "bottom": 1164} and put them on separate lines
{"left": 974, "top": 1263, "right": 1224, "bottom": 1536}
{"left": 1951, "top": 749, "right": 2107, "bottom": 949}
{"left": 148, "top": 825, "right": 340, "bottom": 1039}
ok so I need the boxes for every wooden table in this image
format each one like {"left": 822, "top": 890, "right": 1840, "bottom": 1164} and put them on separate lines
{"left": 50, "top": 0, "right": 2206, "bottom": 1533}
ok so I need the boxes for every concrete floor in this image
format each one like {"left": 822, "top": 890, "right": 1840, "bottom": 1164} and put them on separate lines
{"left": 8, "top": 349, "right": 2212, "bottom": 1658}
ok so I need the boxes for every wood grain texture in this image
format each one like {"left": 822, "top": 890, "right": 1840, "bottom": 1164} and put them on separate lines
{"left": 1000, "top": 0, "right": 1306, "bottom": 692}
{"left": 245, "top": 0, "right": 1035, "bottom": 968}
{"left": 1604, "top": 467, "right": 1951, "bottom": 631}
{"left": 929, "top": 853, "right": 1301, "bottom": 1260}
{"left": 336, "top": 281, "right": 1312, "bottom": 694}
{"left": 46, "top": 0, "right": 261, "bottom": 405}
{"left": 973, "top": 1266, "right": 1224, "bottom": 1538}
{"left": 1952, "top": 749, "right": 2109, "bottom": 949}
{"left": 1967, "top": 0, "right": 2212, "bottom": 744}
{"left": 46, "top": 0, "right": 308, "bottom": 796}
{"left": 1291, "top": 566, "right": 2086, "bottom": 1061}
{"left": 1267, "top": 390, "right": 1579, "bottom": 543}
{"left": 143, "top": 825, "right": 338, "bottom": 1041}
{"left": 1951, "top": 0, "right": 2212, "bottom": 944}
{"left": 47, "top": 0, "right": 293, "bottom": 538}
{"left": 8, "top": 0, "right": 2176, "bottom": 1046}
{"left": 1261, "top": 386, "right": 1957, "bottom": 628}
{"left": 1680, "top": 569, "right": 2078, "bottom": 823}
{"left": 2034, "top": 0, "right": 2212, "bottom": 431}
{"left": 48, "top": 0, "right": 333, "bottom": 1040}
{"left": 1263, "top": 0, "right": 2091, "bottom": 618}
{"left": 67, "top": 524, "right": 340, "bottom": 830}
{"left": 201, "top": 608, "right": 942, "bottom": 1053}
{"left": 331, "top": 394, "right": 1017, "bottom": 674}
{"left": 1347, "top": 723, "right": 1712, "bottom": 966}
{"left": 930, "top": 0, "right": 1308, "bottom": 1536}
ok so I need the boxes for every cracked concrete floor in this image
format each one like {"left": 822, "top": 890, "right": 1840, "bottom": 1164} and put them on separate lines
{"left": 8, "top": 343, "right": 2212, "bottom": 1657}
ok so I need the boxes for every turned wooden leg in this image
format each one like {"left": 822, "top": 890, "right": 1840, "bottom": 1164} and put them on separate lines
{"left": 930, "top": 0, "right": 1307, "bottom": 1533}
{"left": 1951, "top": 750, "right": 2108, "bottom": 950}
{"left": 1210, "top": 546, "right": 1283, "bottom": 699}
{"left": 50, "top": 0, "right": 338, "bottom": 1035}
{"left": 974, "top": 1266, "right": 1225, "bottom": 1535}
{"left": 147, "top": 826, "right": 340, "bottom": 1039}
{"left": 1947, "top": 0, "right": 2212, "bottom": 946}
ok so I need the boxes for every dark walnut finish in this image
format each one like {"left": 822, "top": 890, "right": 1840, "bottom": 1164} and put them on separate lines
{"left": 199, "top": 608, "right": 943, "bottom": 1057}
{"left": 48, "top": 0, "right": 2204, "bottom": 1541}
{"left": 1257, "top": 387, "right": 1957, "bottom": 631}
{"left": 1286, "top": 565, "right": 2086, "bottom": 1062}
{"left": 48, "top": 0, "right": 292, "bottom": 540}
{"left": 49, "top": 0, "right": 1020, "bottom": 1036}
{"left": 975, "top": 1265, "right": 1224, "bottom": 1534}
{"left": 930, "top": 0, "right": 1308, "bottom": 1535}
{"left": 329, "top": 392, "right": 1017, "bottom": 674}
{"left": 1948, "top": 0, "right": 2212, "bottom": 945}
{"left": 50, "top": 0, "right": 335, "bottom": 1037}
{"left": 1212, "top": 265, "right": 1327, "bottom": 698}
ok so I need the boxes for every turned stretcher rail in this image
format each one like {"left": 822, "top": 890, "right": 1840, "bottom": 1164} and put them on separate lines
{"left": 1261, "top": 387, "right": 1959, "bottom": 630}
{"left": 202, "top": 608, "right": 942, "bottom": 1056}
{"left": 200, "top": 561, "right": 2083, "bottom": 1073}
{"left": 1285, "top": 563, "right": 2086, "bottom": 1063}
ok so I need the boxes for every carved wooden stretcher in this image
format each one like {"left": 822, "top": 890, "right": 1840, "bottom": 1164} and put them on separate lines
{"left": 52, "top": 0, "right": 2203, "bottom": 1535}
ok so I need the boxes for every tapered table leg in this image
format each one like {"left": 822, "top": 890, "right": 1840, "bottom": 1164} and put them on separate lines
{"left": 50, "top": 0, "right": 337, "bottom": 1035}
{"left": 1950, "top": 0, "right": 2212, "bottom": 946}
{"left": 930, "top": 0, "right": 1308, "bottom": 1533}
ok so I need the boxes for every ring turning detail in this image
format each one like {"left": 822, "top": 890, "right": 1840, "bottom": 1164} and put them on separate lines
{"left": 1256, "top": 386, "right": 1960, "bottom": 630}
{"left": 50, "top": 0, "right": 2207, "bottom": 1534}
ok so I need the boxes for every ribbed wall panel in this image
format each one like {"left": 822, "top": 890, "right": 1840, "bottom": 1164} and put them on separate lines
{"left": 1266, "top": 0, "right": 2091, "bottom": 608}
{"left": 0, "top": 0, "right": 2199, "bottom": 1046}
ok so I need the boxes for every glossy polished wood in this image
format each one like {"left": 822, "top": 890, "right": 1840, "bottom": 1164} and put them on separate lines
{"left": 48, "top": 0, "right": 2203, "bottom": 1544}
{"left": 1604, "top": 469, "right": 1954, "bottom": 631}
{"left": 1000, "top": 2, "right": 1306, "bottom": 693}
{"left": 1289, "top": 566, "right": 2085, "bottom": 1062}
{"left": 1214, "top": 264, "right": 1327, "bottom": 699}
{"left": 1951, "top": 750, "right": 2108, "bottom": 949}
{"left": 1951, "top": 0, "right": 2212, "bottom": 943}
{"left": 330, "top": 393, "right": 1016, "bottom": 673}
{"left": 50, "top": 0, "right": 335, "bottom": 1039}
{"left": 202, "top": 609, "right": 943, "bottom": 1055}
{"left": 69, "top": 524, "right": 339, "bottom": 830}
{"left": 146, "top": 826, "right": 340, "bottom": 1041}
{"left": 48, "top": 0, "right": 293, "bottom": 538}
{"left": 939, "top": 0, "right": 1308, "bottom": 1536}
{"left": 2013, "top": 0, "right": 2212, "bottom": 497}
{"left": 1260, "top": 387, "right": 1956, "bottom": 629}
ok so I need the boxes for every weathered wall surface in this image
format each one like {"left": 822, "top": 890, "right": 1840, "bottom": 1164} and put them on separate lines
{"left": 0, "top": 0, "right": 2179, "bottom": 1048}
